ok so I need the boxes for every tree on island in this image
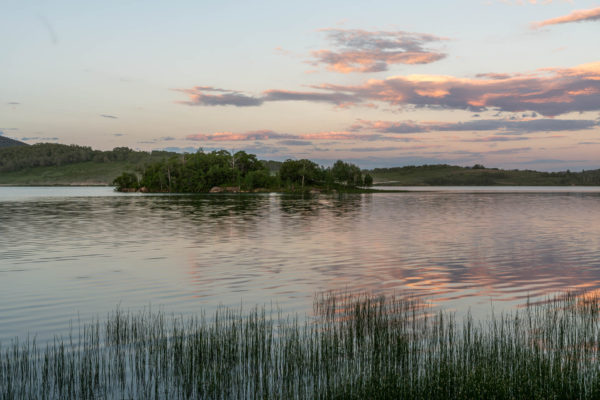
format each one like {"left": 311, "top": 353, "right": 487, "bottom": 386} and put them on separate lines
{"left": 332, "top": 160, "right": 363, "bottom": 186}
{"left": 113, "top": 149, "right": 274, "bottom": 192}
{"left": 279, "top": 159, "right": 321, "bottom": 190}
{"left": 363, "top": 173, "right": 373, "bottom": 187}
{"left": 113, "top": 150, "right": 372, "bottom": 193}
{"left": 112, "top": 172, "right": 139, "bottom": 191}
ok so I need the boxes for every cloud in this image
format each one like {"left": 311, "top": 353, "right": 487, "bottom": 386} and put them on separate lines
{"left": 176, "top": 86, "right": 264, "bottom": 107}
{"left": 351, "top": 120, "right": 428, "bottom": 134}
{"left": 0, "top": 128, "right": 19, "bottom": 136}
{"left": 356, "top": 117, "right": 599, "bottom": 134}
{"left": 516, "top": 158, "right": 574, "bottom": 165}
{"left": 179, "top": 62, "right": 600, "bottom": 116}
{"left": 100, "top": 114, "right": 118, "bottom": 119}
{"left": 263, "top": 89, "right": 359, "bottom": 105}
{"left": 319, "top": 62, "right": 600, "bottom": 116}
{"left": 186, "top": 129, "right": 418, "bottom": 143}
{"left": 485, "top": 147, "right": 532, "bottom": 155}
{"left": 187, "top": 130, "right": 294, "bottom": 141}
{"left": 533, "top": 6, "right": 600, "bottom": 28}
{"left": 278, "top": 140, "right": 312, "bottom": 146}
{"left": 310, "top": 28, "right": 447, "bottom": 73}
{"left": 183, "top": 115, "right": 596, "bottom": 148}
{"left": 436, "top": 118, "right": 599, "bottom": 133}
{"left": 176, "top": 86, "right": 359, "bottom": 108}
{"left": 341, "top": 145, "right": 437, "bottom": 152}
{"left": 138, "top": 136, "right": 179, "bottom": 144}
{"left": 21, "top": 137, "right": 59, "bottom": 141}
{"left": 274, "top": 46, "right": 292, "bottom": 56}
{"left": 461, "top": 136, "right": 532, "bottom": 142}
{"left": 301, "top": 131, "right": 413, "bottom": 141}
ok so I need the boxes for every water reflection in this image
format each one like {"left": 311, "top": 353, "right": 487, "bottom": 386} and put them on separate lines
{"left": 1, "top": 187, "right": 600, "bottom": 340}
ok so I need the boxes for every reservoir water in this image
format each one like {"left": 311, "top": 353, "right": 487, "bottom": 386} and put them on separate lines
{"left": 1, "top": 186, "right": 600, "bottom": 341}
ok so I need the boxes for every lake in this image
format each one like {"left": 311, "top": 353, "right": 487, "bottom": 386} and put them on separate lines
{"left": 1, "top": 186, "right": 600, "bottom": 341}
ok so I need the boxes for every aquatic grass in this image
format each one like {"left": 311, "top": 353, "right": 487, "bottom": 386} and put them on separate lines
{"left": 3, "top": 292, "right": 600, "bottom": 399}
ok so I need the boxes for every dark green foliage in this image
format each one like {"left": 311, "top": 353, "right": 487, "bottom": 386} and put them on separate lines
{"left": 243, "top": 169, "right": 275, "bottom": 191}
{"left": 0, "top": 143, "right": 173, "bottom": 173}
{"left": 135, "top": 150, "right": 277, "bottom": 192}
{"left": 332, "top": 160, "right": 363, "bottom": 186}
{"left": 3, "top": 292, "right": 600, "bottom": 399}
{"left": 261, "top": 160, "right": 283, "bottom": 174}
{"left": 112, "top": 172, "right": 139, "bottom": 191}
{"left": 128, "top": 152, "right": 373, "bottom": 193}
{"left": 368, "top": 164, "right": 600, "bottom": 186}
{"left": 363, "top": 173, "right": 373, "bottom": 187}
{"left": 279, "top": 159, "right": 322, "bottom": 189}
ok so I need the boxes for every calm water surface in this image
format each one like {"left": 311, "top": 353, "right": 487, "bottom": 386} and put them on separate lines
{"left": 1, "top": 186, "right": 600, "bottom": 341}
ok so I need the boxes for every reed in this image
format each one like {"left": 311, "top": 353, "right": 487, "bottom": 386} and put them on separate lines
{"left": 2, "top": 291, "right": 600, "bottom": 399}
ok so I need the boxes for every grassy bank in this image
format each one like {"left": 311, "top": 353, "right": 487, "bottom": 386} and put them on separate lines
{"left": 3, "top": 292, "right": 600, "bottom": 399}
{"left": 0, "top": 161, "right": 135, "bottom": 186}
{"left": 0, "top": 143, "right": 175, "bottom": 186}
{"left": 369, "top": 164, "right": 600, "bottom": 186}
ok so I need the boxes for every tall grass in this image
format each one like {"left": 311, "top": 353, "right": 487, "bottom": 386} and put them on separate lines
{"left": 3, "top": 292, "right": 600, "bottom": 399}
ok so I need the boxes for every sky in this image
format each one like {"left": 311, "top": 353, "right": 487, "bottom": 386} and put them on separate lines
{"left": 1, "top": 0, "right": 599, "bottom": 170}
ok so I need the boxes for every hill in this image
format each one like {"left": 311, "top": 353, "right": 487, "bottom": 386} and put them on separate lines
{"left": 367, "top": 164, "right": 600, "bottom": 186}
{"left": 0, "top": 136, "right": 27, "bottom": 148}
{"left": 0, "top": 143, "right": 175, "bottom": 185}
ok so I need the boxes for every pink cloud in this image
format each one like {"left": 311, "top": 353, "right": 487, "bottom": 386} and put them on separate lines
{"left": 355, "top": 117, "right": 598, "bottom": 134}
{"left": 186, "top": 130, "right": 294, "bottom": 141}
{"left": 175, "top": 86, "right": 263, "bottom": 107}
{"left": 302, "top": 131, "right": 393, "bottom": 141}
{"left": 177, "top": 62, "right": 600, "bottom": 116}
{"left": 185, "top": 130, "right": 419, "bottom": 143}
{"left": 317, "top": 62, "right": 600, "bottom": 116}
{"left": 533, "top": 6, "right": 600, "bottom": 28}
{"left": 309, "top": 29, "right": 446, "bottom": 73}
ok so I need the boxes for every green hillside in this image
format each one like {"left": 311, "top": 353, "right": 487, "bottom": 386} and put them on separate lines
{"left": 0, "top": 143, "right": 175, "bottom": 185}
{"left": 368, "top": 164, "right": 600, "bottom": 186}
{"left": 0, "top": 161, "right": 145, "bottom": 185}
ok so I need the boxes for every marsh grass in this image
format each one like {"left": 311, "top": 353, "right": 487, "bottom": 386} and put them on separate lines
{"left": 3, "top": 292, "right": 600, "bottom": 399}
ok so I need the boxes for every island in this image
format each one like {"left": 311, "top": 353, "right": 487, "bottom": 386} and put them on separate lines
{"left": 112, "top": 149, "right": 376, "bottom": 193}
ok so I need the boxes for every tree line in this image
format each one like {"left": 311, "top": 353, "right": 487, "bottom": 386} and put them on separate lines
{"left": 369, "top": 164, "right": 600, "bottom": 186}
{"left": 0, "top": 143, "right": 173, "bottom": 172}
{"left": 113, "top": 150, "right": 373, "bottom": 192}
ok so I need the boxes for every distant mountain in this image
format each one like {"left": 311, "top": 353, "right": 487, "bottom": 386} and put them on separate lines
{"left": 0, "top": 136, "right": 27, "bottom": 148}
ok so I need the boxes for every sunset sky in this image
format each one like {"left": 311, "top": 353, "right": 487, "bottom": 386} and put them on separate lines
{"left": 2, "top": 0, "right": 599, "bottom": 170}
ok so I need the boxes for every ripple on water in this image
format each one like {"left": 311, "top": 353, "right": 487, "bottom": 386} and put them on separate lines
{"left": 1, "top": 187, "right": 600, "bottom": 340}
